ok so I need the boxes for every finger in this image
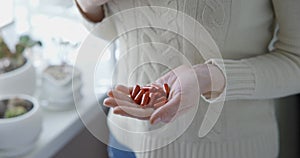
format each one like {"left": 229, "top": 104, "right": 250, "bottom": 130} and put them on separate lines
{"left": 154, "top": 96, "right": 167, "bottom": 104}
{"left": 113, "top": 106, "right": 154, "bottom": 119}
{"left": 151, "top": 92, "right": 166, "bottom": 103}
{"left": 153, "top": 99, "right": 167, "bottom": 109}
{"left": 149, "top": 93, "right": 181, "bottom": 124}
{"left": 158, "top": 87, "right": 167, "bottom": 97}
{"left": 151, "top": 83, "right": 167, "bottom": 94}
{"left": 103, "top": 98, "right": 138, "bottom": 108}
{"left": 144, "top": 93, "right": 166, "bottom": 108}
{"left": 110, "top": 90, "right": 133, "bottom": 103}
{"left": 103, "top": 98, "right": 118, "bottom": 107}
{"left": 115, "top": 85, "right": 132, "bottom": 95}
{"left": 107, "top": 90, "right": 114, "bottom": 98}
{"left": 144, "top": 93, "right": 158, "bottom": 108}
{"left": 151, "top": 83, "right": 161, "bottom": 89}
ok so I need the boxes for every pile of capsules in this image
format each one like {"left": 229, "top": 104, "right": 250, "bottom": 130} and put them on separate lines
{"left": 130, "top": 83, "right": 170, "bottom": 109}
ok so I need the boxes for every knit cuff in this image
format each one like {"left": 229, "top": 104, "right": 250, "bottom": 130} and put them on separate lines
{"left": 203, "top": 59, "right": 256, "bottom": 102}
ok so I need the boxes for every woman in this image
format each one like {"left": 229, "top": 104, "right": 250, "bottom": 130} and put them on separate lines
{"left": 76, "top": 0, "right": 300, "bottom": 158}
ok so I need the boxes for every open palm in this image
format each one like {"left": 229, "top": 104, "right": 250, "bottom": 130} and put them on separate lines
{"left": 103, "top": 65, "right": 201, "bottom": 124}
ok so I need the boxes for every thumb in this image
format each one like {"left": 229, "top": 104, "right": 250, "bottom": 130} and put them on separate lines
{"left": 149, "top": 93, "right": 181, "bottom": 124}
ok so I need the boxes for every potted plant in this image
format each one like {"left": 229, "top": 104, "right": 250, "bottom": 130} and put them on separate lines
{"left": 40, "top": 64, "right": 82, "bottom": 110}
{"left": 0, "top": 35, "right": 42, "bottom": 95}
{"left": 0, "top": 95, "right": 42, "bottom": 157}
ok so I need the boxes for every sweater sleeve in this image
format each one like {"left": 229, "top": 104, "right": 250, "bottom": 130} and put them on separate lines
{"left": 208, "top": 0, "right": 300, "bottom": 101}
{"left": 76, "top": 2, "right": 117, "bottom": 41}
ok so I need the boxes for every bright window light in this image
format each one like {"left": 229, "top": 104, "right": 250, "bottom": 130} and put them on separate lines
{"left": 0, "top": 0, "right": 14, "bottom": 28}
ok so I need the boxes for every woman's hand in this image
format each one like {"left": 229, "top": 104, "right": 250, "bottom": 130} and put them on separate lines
{"left": 103, "top": 85, "right": 155, "bottom": 120}
{"left": 103, "top": 64, "right": 225, "bottom": 124}
{"left": 150, "top": 64, "right": 225, "bottom": 124}
{"left": 76, "top": 0, "right": 109, "bottom": 11}
{"left": 76, "top": 0, "right": 109, "bottom": 22}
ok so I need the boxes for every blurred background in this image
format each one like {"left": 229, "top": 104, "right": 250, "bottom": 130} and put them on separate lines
{"left": 0, "top": 0, "right": 299, "bottom": 158}
{"left": 1, "top": 0, "right": 111, "bottom": 157}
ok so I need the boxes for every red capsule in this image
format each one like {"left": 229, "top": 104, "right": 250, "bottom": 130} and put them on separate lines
{"left": 134, "top": 89, "right": 146, "bottom": 104}
{"left": 141, "top": 86, "right": 152, "bottom": 90}
{"left": 131, "top": 85, "right": 140, "bottom": 100}
{"left": 140, "top": 91, "right": 150, "bottom": 106}
{"left": 163, "top": 83, "right": 170, "bottom": 98}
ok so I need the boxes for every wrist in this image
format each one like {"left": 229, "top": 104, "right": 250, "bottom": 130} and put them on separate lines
{"left": 193, "top": 64, "right": 225, "bottom": 96}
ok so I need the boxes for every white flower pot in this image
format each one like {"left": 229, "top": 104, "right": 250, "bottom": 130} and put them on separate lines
{"left": 40, "top": 65, "right": 82, "bottom": 110}
{"left": 0, "top": 95, "right": 42, "bottom": 157}
{"left": 0, "top": 59, "right": 36, "bottom": 96}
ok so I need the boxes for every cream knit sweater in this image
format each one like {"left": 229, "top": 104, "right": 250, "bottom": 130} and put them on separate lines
{"left": 80, "top": 0, "right": 300, "bottom": 157}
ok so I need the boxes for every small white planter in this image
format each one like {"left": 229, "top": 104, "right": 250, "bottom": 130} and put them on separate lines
{"left": 0, "top": 95, "right": 42, "bottom": 157}
{"left": 40, "top": 65, "right": 82, "bottom": 110}
{"left": 0, "top": 59, "right": 36, "bottom": 96}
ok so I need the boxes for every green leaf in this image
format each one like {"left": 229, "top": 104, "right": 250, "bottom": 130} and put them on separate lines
{"left": 19, "top": 35, "right": 30, "bottom": 44}
{"left": 18, "top": 35, "right": 42, "bottom": 47}
{"left": 0, "top": 36, "right": 12, "bottom": 58}
{"left": 4, "top": 106, "right": 27, "bottom": 118}
{"left": 15, "top": 44, "right": 26, "bottom": 55}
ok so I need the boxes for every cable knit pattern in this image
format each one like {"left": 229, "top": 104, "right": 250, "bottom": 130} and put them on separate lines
{"left": 107, "top": 0, "right": 231, "bottom": 86}
{"left": 78, "top": 0, "right": 300, "bottom": 157}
